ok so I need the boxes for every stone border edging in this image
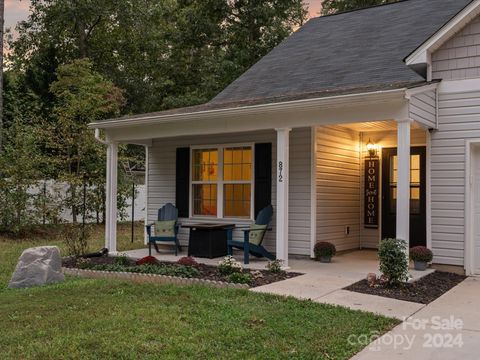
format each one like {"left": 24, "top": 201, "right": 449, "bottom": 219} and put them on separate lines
{"left": 62, "top": 267, "right": 250, "bottom": 289}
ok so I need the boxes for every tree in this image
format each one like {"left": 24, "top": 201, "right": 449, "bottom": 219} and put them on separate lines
{"left": 47, "top": 59, "right": 125, "bottom": 222}
{"left": 0, "top": 121, "right": 44, "bottom": 234}
{"left": 225, "top": 0, "right": 307, "bottom": 84}
{"left": 10, "top": 0, "right": 307, "bottom": 114}
{"left": 321, "top": 0, "right": 397, "bottom": 15}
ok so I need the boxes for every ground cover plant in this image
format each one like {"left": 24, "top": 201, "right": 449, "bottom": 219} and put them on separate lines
{"left": 64, "top": 255, "right": 301, "bottom": 287}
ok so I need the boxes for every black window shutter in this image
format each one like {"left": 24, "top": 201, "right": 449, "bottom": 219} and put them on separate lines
{"left": 176, "top": 147, "right": 190, "bottom": 218}
{"left": 254, "top": 143, "right": 272, "bottom": 218}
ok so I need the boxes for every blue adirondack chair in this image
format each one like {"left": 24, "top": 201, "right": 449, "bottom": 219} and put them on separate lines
{"left": 146, "top": 203, "right": 181, "bottom": 256}
{"left": 227, "top": 205, "right": 275, "bottom": 264}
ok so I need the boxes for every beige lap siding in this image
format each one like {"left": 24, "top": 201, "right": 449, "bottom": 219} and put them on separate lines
{"left": 316, "top": 126, "right": 361, "bottom": 251}
{"left": 147, "top": 128, "right": 313, "bottom": 256}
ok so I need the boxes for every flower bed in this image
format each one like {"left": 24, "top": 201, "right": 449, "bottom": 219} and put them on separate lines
{"left": 344, "top": 271, "right": 466, "bottom": 304}
{"left": 62, "top": 256, "right": 302, "bottom": 288}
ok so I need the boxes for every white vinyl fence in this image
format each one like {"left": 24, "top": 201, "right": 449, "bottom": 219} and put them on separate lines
{"left": 28, "top": 181, "right": 146, "bottom": 223}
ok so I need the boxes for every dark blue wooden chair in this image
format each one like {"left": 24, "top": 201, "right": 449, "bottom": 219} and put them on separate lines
{"left": 146, "top": 203, "right": 181, "bottom": 256}
{"left": 227, "top": 205, "right": 275, "bottom": 264}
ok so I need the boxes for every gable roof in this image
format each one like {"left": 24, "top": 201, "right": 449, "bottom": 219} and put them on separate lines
{"left": 211, "top": 0, "right": 471, "bottom": 105}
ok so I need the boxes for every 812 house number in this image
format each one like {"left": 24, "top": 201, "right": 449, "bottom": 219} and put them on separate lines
{"left": 278, "top": 161, "right": 284, "bottom": 183}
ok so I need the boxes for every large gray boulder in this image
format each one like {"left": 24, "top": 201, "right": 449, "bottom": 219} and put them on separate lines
{"left": 8, "top": 246, "right": 65, "bottom": 289}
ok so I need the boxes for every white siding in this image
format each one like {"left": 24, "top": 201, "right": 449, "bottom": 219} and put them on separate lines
{"left": 409, "top": 90, "right": 437, "bottom": 129}
{"left": 432, "top": 16, "right": 480, "bottom": 81}
{"left": 316, "top": 126, "right": 361, "bottom": 251}
{"left": 147, "top": 128, "right": 312, "bottom": 256}
{"left": 429, "top": 89, "right": 480, "bottom": 266}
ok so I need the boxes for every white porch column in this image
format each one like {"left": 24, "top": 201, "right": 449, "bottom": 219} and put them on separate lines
{"left": 276, "top": 128, "right": 291, "bottom": 267}
{"left": 396, "top": 119, "right": 411, "bottom": 251}
{"left": 105, "top": 142, "right": 118, "bottom": 253}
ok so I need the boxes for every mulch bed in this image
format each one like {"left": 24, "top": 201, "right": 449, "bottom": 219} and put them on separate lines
{"left": 62, "top": 256, "right": 302, "bottom": 288}
{"left": 344, "top": 271, "right": 467, "bottom": 304}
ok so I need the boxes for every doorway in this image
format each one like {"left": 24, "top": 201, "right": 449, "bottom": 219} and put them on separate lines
{"left": 381, "top": 147, "right": 426, "bottom": 247}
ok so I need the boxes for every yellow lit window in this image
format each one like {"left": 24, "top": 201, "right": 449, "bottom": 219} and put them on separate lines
{"left": 191, "top": 145, "right": 252, "bottom": 218}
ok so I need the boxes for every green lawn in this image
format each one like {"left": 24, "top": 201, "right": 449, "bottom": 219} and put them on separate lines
{"left": 0, "top": 225, "right": 399, "bottom": 360}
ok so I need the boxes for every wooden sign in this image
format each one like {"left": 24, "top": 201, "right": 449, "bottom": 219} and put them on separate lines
{"left": 364, "top": 158, "right": 379, "bottom": 228}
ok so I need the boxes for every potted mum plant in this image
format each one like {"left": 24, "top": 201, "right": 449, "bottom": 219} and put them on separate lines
{"left": 314, "top": 242, "right": 336, "bottom": 263}
{"left": 410, "top": 246, "right": 433, "bottom": 271}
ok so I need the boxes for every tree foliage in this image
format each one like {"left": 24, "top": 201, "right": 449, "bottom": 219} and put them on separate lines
{"left": 0, "top": 0, "right": 308, "bottom": 233}
{"left": 321, "top": 0, "right": 398, "bottom": 15}
{"left": 9, "top": 0, "right": 307, "bottom": 114}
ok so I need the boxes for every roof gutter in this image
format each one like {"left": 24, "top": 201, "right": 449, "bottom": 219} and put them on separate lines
{"left": 89, "top": 87, "right": 408, "bottom": 130}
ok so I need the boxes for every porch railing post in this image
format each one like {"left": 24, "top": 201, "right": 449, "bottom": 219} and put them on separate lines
{"left": 105, "top": 142, "right": 118, "bottom": 253}
{"left": 396, "top": 119, "right": 411, "bottom": 255}
{"left": 276, "top": 128, "right": 291, "bottom": 267}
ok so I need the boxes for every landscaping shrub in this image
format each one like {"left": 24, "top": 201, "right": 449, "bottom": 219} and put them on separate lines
{"left": 218, "top": 255, "right": 242, "bottom": 275}
{"left": 136, "top": 256, "right": 158, "bottom": 265}
{"left": 62, "top": 224, "right": 91, "bottom": 258}
{"left": 84, "top": 263, "right": 200, "bottom": 278}
{"left": 410, "top": 246, "right": 433, "bottom": 263}
{"left": 228, "top": 272, "right": 252, "bottom": 284}
{"left": 113, "top": 253, "right": 130, "bottom": 266}
{"left": 378, "top": 238, "right": 409, "bottom": 286}
{"left": 314, "top": 242, "right": 336, "bottom": 259}
{"left": 176, "top": 256, "right": 199, "bottom": 267}
{"left": 266, "top": 259, "right": 283, "bottom": 273}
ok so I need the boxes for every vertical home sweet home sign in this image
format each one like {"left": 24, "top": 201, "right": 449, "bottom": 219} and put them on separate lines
{"left": 364, "top": 158, "right": 379, "bottom": 228}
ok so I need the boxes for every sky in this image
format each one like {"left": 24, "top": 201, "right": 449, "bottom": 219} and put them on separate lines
{"left": 4, "top": 0, "right": 323, "bottom": 32}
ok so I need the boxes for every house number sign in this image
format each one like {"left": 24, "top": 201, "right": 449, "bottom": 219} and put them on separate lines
{"left": 364, "top": 158, "right": 379, "bottom": 228}
{"left": 278, "top": 161, "right": 284, "bottom": 183}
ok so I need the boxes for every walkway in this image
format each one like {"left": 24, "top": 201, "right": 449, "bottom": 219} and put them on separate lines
{"left": 353, "top": 277, "right": 480, "bottom": 359}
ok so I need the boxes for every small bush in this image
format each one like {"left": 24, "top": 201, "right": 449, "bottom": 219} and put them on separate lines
{"left": 113, "top": 253, "right": 130, "bottom": 266}
{"left": 84, "top": 263, "right": 200, "bottom": 278}
{"left": 378, "top": 238, "right": 409, "bottom": 286}
{"left": 410, "top": 246, "right": 433, "bottom": 263}
{"left": 228, "top": 272, "right": 252, "bottom": 284}
{"left": 218, "top": 255, "right": 242, "bottom": 275}
{"left": 314, "top": 242, "right": 336, "bottom": 259}
{"left": 136, "top": 256, "right": 158, "bottom": 265}
{"left": 176, "top": 256, "right": 199, "bottom": 267}
{"left": 266, "top": 259, "right": 283, "bottom": 273}
{"left": 62, "top": 224, "right": 91, "bottom": 258}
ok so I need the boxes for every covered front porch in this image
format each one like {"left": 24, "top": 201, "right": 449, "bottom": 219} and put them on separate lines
{"left": 91, "top": 83, "right": 437, "bottom": 267}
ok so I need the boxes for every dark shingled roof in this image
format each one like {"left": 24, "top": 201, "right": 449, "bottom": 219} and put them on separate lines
{"left": 211, "top": 0, "right": 472, "bottom": 104}
{"left": 96, "top": 0, "right": 472, "bottom": 124}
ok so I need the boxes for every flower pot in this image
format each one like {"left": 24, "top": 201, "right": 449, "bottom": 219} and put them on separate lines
{"left": 414, "top": 260, "right": 428, "bottom": 271}
{"left": 320, "top": 256, "right": 331, "bottom": 263}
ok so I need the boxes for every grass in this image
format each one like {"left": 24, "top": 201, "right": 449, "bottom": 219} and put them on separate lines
{"left": 0, "top": 222, "right": 145, "bottom": 288}
{"left": 0, "top": 225, "right": 399, "bottom": 359}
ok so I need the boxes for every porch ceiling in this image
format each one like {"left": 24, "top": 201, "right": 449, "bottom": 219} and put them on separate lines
{"left": 338, "top": 120, "right": 423, "bottom": 133}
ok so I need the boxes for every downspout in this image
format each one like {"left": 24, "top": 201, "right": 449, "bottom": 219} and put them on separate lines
{"left": 94, "top": 128, "right": 109, "bottom": 146}
{"left": 435, "top": 87, "right": 440, "bottom": 129}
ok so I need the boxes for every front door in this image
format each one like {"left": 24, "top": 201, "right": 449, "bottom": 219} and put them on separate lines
{"left": 382, "top": 147, "right": 426, "bottom": 247}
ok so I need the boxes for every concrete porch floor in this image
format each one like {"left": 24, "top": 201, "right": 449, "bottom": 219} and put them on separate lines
{"left": 124, "top": 248, "right": 431, "bottom": 319}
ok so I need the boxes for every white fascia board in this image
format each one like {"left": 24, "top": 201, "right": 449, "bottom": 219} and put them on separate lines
{"left": 405, "top": 0, "right": 480, "bottom": 66}
{"left": 404, "top": 83, "right": 439, "bottom": 99}
{"left": 439, "top": 78, "right": 480, "bottom": 93}
{"left": 104, "top": 94, "right": 409, "bottom": 142}
{"left": 90, "top": 88, "right": 407, "bottom": 130}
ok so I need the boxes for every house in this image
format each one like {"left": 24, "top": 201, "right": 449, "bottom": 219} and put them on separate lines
{"left": 91, "top": 0, "right": 480, "bottom": 275}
